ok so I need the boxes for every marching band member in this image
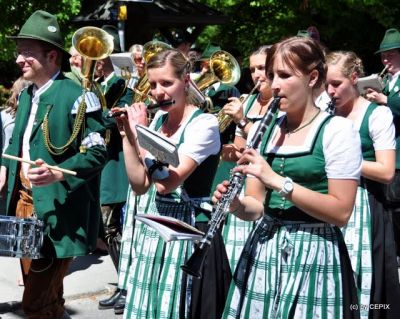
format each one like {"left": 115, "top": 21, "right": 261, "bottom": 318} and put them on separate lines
{"left": 214, "top": 36, "right": 362, "bottom": 319}
{"left": 115, "top": 48, "right": 228, "bottom": 319}
{"left": 0, "top": 11, "right": 107, "bottom": 319}
{"left": 326, "top": 50, "right": 398, "bottom": 319}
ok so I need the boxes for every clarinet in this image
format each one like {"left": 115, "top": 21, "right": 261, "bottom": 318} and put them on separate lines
{"left": 181, "top": 96, "right": 281, "bottom": 278}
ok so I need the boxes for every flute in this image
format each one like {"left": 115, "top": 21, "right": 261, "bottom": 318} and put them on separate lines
{"left": 106, "top": 100, "right": 175, "bottom": 118}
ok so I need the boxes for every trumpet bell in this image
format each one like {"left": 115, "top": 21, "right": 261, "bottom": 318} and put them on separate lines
{"left": 72, "top": 26, "right": 114, "bottom": 60}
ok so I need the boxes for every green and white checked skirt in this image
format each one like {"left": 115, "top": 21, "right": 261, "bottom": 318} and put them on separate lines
{"left": 223, "top": 216, "right": 348, "bottom": 319}
{"left": 341, "top": 185, "right": 372, "bottom": 319}
{"left": 122, "top": 186, "right": 193, "bottom": 319}
{"left": 118, "top": 186, "right": 140, "bottom": 291}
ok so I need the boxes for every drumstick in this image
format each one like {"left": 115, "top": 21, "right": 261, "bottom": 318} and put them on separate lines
{"left": 2, "top": 154, "right": 77, "bottom": 176}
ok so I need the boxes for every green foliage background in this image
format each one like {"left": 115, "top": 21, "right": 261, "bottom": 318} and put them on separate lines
{"left": 0, "top": 0, "right": 399, "bottom": 94}
{"left": 197, "top": 0, "right": 400, "bottom": 73}
{"left": 0, "top": 0, "right": 81, "bottom": 93}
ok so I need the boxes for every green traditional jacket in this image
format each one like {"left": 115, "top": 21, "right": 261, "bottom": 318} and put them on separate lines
{"left": 100, "top": 73, "right": 132, "bottom": 205}
{"left": 2, "top": 73, "right": 107, "bottom": 258}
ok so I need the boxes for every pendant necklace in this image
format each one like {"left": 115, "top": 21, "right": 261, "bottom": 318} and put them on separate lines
{"left": 285, "top": 109, "right": 321, "bottom": 137}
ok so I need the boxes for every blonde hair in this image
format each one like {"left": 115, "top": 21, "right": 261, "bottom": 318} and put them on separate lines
{"left": 146, "top": 49, "right": 190, "bottom": 79}
{"left": 5, "top": 76, "right": 31, "bottom": 111}
{"left": 326, "top": 51, "right": 365, "bottom": 79}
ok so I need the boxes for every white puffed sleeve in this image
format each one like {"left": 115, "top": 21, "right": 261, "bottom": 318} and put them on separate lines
{"left": 323, "top": 117, "right": 362, "bottom": 180}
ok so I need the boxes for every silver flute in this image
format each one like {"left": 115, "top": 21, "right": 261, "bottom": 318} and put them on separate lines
{"left": 181, "top": 96, "right": 281, "bottom": 279}
{"left": 106, "top": 100, "right": 175, "bottom": 118}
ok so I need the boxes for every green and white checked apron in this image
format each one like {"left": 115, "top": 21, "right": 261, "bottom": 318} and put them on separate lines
{"left": 223, "top": 217, "right": 345, "bottom": 319}
{"left": 339, "top": 103, "right": 378, "bottom": 319}
{"left": 122, "top": 186, "right": 195, "bottom": 319}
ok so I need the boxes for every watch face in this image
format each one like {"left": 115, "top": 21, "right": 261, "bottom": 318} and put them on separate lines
{"left": 284, "top": 179, "right": 293, "bottom": 192}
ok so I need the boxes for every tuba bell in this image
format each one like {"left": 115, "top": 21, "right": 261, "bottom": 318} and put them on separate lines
{"left": 72, "top": 26, "right": 114, "bottom": 90}
{"left": 193, "top": 50, "right": 241, "bottom": 113}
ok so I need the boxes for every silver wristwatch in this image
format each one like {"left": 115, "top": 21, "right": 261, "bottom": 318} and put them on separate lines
{"left": 278, "top": 177, "right": 294, "bottom": 196}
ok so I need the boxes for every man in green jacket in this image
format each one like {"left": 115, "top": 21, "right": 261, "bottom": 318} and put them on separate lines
{"left": 0, "top": 10, "right": 107, "bottom": 319}
{"left": 366, "top": 28, "right": 400, "bottom": 262}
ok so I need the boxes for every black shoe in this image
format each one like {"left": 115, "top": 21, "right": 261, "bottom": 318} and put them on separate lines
{"left": 114, "top": 289, "right": 127, "bottom": 315}
{"left": 98, "top": 289, "right": 122, "bottom": 310}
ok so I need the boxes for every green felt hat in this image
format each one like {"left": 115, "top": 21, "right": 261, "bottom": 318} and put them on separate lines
{"left": 9, "top": 10, "right": 70, "bottom": 70}
{"left": 297, "top": 30, "right": 311, "bottom": 38}
{"left": 9, "top": 10, "right": 67, "bottom": 53}
{"left": 101, "top": 25, "right": 121, "bottom": 53}
{"left": 375, "top": 28, "right": 400, "bottom": 54}
{"left": 200, "top": 43, "right": 221, "bottom": 60}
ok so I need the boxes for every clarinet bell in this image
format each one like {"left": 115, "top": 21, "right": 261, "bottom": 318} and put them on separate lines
{"left": 181, "top": 243, "right": 210, "bottom": 279}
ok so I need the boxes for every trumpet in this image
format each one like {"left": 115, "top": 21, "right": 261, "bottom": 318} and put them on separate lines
{"left": 217, "top": 81, "right": 261, "bottom": 132}
{"left": 181, "top": 96, "right": 281, "bottom": 278}
{"left": 42, "top": 26, "right": 114, "bottom": 156}
{"left": 106, "top": 100, "right": 175, "bottom": 118}
{"left": 379, "top": 64, "right": 389, "bottom": 78}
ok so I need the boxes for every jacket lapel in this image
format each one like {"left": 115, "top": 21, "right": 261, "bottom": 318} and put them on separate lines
{"left": 29, "top": 102, "right": 52, "bottom": 141}
{"left": 29, "top": 78, "right": 59, "bottom": 140}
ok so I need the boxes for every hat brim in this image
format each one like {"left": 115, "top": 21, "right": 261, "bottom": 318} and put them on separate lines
{"left": 375, "top": 45, "right": 400, "bottom": 54}
{"left": 8, "top": 34, "right": 71, "bottom": 71}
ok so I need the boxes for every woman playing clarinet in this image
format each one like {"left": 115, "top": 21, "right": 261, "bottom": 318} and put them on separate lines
{"left": 214, "top": 36, "right": 362, "bottom": 318}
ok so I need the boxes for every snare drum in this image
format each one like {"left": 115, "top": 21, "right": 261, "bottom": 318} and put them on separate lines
{"left": 0, "top": 215, "right": 44, "bottom": 259}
